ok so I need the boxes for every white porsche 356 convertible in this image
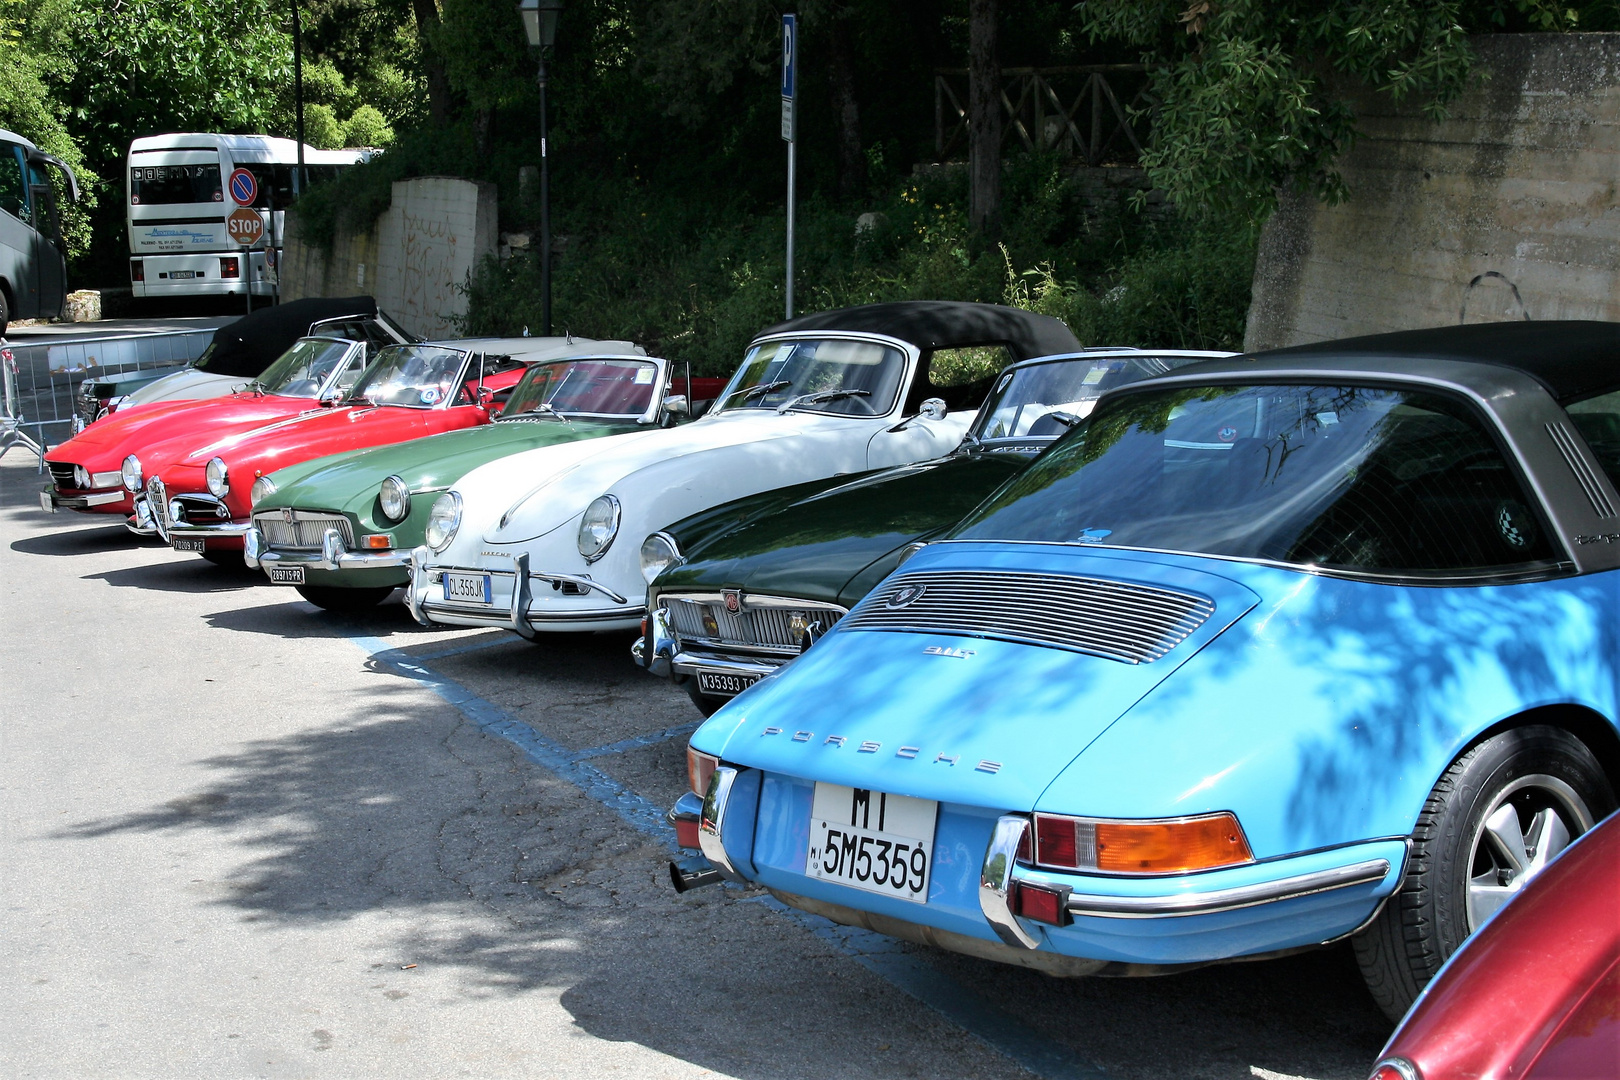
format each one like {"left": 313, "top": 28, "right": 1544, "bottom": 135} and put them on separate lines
{"left": 407, "top": 301, "right": 1081, "bottom": 637}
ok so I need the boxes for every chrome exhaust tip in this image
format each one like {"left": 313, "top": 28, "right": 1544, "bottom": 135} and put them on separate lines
{"left": 669, "top": 854, "right": 722, "bottom": 892}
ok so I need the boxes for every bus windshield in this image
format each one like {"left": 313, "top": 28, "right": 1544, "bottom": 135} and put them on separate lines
{"left": 130, "top": 164, "right": 222, "bottom": 205}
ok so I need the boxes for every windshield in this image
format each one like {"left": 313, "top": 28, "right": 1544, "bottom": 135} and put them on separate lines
{"left": 346, "top": 345, "right": 470, "bottom": 408}
{"left": 971, "top": 354, "right": 1201, "bottom": 444}
{"left": 252, "top": 338, "right": 359, "bottom": 398}
{"left": 711, "top": 337, "right": 906, "bottom": 416}
{"left": 130, "top": 164, "right": 222, "bottom": 205}
{"left": 953, "top": 383, "right": 1558, "bottom": 577}
{"left": 501, "top": 357, "right": 661, "bottom": 419}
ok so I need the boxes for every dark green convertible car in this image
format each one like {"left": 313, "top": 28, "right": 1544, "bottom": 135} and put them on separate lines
{"left": 635, "top": 347, "right": 1231, "bottom": 714}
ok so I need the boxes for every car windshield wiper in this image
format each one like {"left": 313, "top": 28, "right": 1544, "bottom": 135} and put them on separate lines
{"left": 1044, "top": 410, "right": 1084, "bottom": 429}
{"left": 777, "top": 388, "right": 870, "bottom": 413}
{"left": 500, "top": 402, "right": 571, "bottom": 424}
{"left": 713, "top": 379, "right": 791, "bottom": 411}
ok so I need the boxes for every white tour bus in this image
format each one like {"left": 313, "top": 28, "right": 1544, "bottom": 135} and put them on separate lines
{"left": 127, "top": 133, "right": 365, "bottom": 299}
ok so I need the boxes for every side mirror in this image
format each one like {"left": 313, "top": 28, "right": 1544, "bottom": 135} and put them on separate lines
{"left": 663, "top": 394, "right": 690, "bottom": 416}
{"left": 919, "top": 397, "right": 948, "bottom": 421}
{"left": 476, "top": 386, "right": 496, "bottom": 406}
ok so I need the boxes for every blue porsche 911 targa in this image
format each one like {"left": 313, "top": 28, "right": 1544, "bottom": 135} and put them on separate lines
{"left": 667, "top": 321, "right": 1620, "bottom": 1020}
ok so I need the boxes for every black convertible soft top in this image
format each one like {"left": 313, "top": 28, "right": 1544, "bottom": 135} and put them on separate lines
{"left": 756, "top": 301, "right": 1081, "bottom": 362}
{"left": 191, "top": 296, "right": 380, "bottom": 379}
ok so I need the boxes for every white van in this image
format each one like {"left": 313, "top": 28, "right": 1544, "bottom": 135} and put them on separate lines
{"left": 127, "top": 133, "right": 365, "bottom": 299}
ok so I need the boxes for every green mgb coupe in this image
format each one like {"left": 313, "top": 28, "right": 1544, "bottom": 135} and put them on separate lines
{"left": 245, "top": 344, "right": 702, "bottom": 610}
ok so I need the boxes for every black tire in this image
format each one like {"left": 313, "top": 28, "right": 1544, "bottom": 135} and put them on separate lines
{"left": 683, "top": 678, "right": 725, "bottom": 718}
{"left": 200, "top": 548, "right": 241, "bottom": 567}
{"left": 0, "top": 286, "right": 10, "bottom": 337}
{"left": 294, "top": 584, "right": 395, "bottom": 611}
{"left": 1353, "top": 725, "right": 1613, "bottom": 1021}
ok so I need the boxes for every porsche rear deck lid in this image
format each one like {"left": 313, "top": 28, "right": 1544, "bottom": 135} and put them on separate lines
{"left": 842, "top": 568, "right": 1216, "bottom": 664}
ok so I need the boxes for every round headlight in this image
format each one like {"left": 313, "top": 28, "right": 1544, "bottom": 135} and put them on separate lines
{"left": 639, "top": 531, "right": 682, "bottom": 584}
{"left": 205, "top": 457, "right": 229, "bottom": 497}
{"left": 379, "top": 475, "right": 411, "bottom": 524}
{"left": 250, "top": 475, "right": 276, "bottom": 508}
{"left": 425, "top": 491, "right": 462, "bottom": 551}
{"left": 73, "top": 464, "right": 91, "bottom": 489}
{"left": 120, "top": 454, "right": 142, "bottom": 492}
{"left": 577, "top": 494, "right": 621, "bottom": 563}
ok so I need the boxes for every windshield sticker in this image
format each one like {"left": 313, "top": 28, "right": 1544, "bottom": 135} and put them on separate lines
{"left": 633, "top": 367, "right": 654, "bottom": 384}
{"left": 419, "top": 387, "right": 441, "bottom": 405}
{"left": 1082, "top": 367, "right": 1108, "bottom": 385}
{"left": 1217, "top": 425, "right": 1239, "bottom": 442}
{"left": 1497, "top": 502, "right": 1534, "bottom": 549}
{"left": 1316, "top": 411, "right": 1339, "bottom": 425}
{"left": 1077, "top": 527, "right": 1112, "bottom": 544}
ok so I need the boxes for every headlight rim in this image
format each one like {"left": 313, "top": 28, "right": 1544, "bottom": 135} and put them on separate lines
{"left": 120, "top": 454, "right": 142, "bottom": 493}
{"left": 639, "top": 530, "right": 683, "bottom": 584}
{"left": 576, "top": 494, "right": 622, "bottom": 564}
{"left": 378, "top": 474, "right": 412, "bottom": 524}
{"left": 249, "top": 475, "right": 276, "bottom": 509}
{"left": 205, "top": 456, "right": 229, "bottom": 498}
{"left": 425, "top": 491, "right": 462, "bottom": 552}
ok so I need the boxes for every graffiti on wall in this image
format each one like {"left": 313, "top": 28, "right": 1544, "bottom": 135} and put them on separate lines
{"left": 400, "top": 210, "right": 461, "bottom": 339}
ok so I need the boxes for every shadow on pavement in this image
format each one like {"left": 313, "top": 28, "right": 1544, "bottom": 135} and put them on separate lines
{"left": 85, "top": 557, "right": 266, "bottom": 594}
{"left": 10, "top": 522, "right": 154, "bottom": 556}
{"left": 205, "top": 591, "right": 449, "bottom": 640}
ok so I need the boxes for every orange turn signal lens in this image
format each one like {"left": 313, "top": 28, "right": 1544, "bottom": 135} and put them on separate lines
{"left": 1032, "top": 812, "right": 1252, "bottom": 874}
{"left": 362, "top": 533, "right": 393, "bottom": 549}
{"left": 686, "top": 746, "right": 719, "bottom": 797}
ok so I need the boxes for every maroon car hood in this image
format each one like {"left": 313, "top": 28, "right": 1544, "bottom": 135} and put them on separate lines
{"left": 1382, "top": 811, "right": 1620, "bottom": 1078}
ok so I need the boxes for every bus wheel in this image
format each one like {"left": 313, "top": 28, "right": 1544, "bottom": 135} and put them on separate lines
{"left": 0, "top": 286, "right": 10, "bottom": 337}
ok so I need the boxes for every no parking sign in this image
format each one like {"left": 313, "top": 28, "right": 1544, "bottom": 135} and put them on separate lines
{"left": 227, "top": 167, "right": 258, "bottom": 207}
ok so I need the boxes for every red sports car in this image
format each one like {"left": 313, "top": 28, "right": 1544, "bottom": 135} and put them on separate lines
{"left": 139, "top": 339, "right": 554, "bottom": 562}
{"left": 42, "top": 331, "right": 387, "bottom": 521}
{"left": 1370, "top": 808, "right": 1619, "bottom": 1080}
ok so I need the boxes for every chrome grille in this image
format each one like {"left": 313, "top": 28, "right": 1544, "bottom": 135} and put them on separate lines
{"left": 842, "top": 570, "right": 1215, "bottom": 664}
{"left": 255, "top": 510, "right": 355, "bottom": 550}
{"left": 146, "top": 478, "right": 169, "bottom": 538}
{"left": 48, "top": 462, "right": 78, "bottom": 490}
{"left": 666, "top": 596, "right": 846, "bottom": 655}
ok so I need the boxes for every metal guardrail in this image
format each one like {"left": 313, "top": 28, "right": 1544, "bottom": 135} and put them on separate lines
{"left": 0, "top": 329, "right": 216, "bottom": 468}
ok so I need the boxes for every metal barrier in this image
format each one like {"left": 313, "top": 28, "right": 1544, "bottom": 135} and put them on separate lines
{"left": 0, "top": 328, "right": 215, "bottom": 468}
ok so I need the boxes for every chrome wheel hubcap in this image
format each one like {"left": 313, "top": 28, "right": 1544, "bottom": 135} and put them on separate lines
{"left": 1465, "top": 773, "right": 1592, "bottom": 931}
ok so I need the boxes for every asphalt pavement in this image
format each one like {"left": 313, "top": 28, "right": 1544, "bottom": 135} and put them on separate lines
{"left": 0, "top": 451, "right": 1394, "bottom": 1079}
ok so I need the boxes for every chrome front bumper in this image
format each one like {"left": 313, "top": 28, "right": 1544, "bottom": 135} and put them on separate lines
{"left": 408, "top": 548, "right": 641, "bottom": 637}
{"left": 631, "top": 604, "right": 791, "bottom": 688}
{"left": 140, "top": 481, "right": 249, "bottom": 545}
{"left": 39, "top": 486, "right": 125, "bottom": 513}
{"left": 244, "top": 526, "right": 410, "bottom": 574}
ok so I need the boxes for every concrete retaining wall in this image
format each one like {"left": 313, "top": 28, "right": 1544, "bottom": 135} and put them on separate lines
{"left": 1246, "top": 33, "right": 1620, "bottom": 351}
{"left": 280, "top": 176, "right": 498, "bottom": 340}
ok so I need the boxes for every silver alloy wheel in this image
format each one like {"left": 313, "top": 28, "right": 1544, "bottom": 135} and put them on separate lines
{"left": 1465, "top": 773, "right": 1593, "bottom": 931}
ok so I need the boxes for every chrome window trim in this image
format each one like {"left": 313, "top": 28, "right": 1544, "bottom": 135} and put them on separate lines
{"left": 715, "top": 331, "right": 923, "bottom": 420}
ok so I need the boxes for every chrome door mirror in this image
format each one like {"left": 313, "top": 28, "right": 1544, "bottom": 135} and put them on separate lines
{"left": 660, "top": 395, "right": 690, "bottom": 425}
{"left": 919, "top": 397, "right": 948, "bottom": 421}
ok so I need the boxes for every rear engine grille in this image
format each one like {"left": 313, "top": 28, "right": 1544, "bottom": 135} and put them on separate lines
{"left": 48, "top": 462, "right": 78, "bottom": 491}
{"left": 255, "top": 510, "right": 355, "bottom": 550}
{"left": 666, "top": 596, "right": 846, "bottom": 656}
{"left": 843, "top": 570, "right": 1215, "bottom": 664}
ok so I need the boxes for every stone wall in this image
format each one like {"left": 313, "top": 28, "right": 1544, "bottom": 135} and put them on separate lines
{"left": 1246, "top": 33, "right": 1620, "bottom": 352}
{"left": 280, "top": 176, "right": 498, "bottom": 339}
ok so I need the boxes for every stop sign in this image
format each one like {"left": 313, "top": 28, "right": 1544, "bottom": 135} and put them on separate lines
{"left": 228, "top": 206, "right": 264, "bottom": 247}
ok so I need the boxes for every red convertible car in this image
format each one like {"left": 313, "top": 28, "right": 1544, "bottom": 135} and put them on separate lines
{"left": 1370, "top": 808, "right": 1618, "bottom": 1080}
{"left": 42, "top": 325, "right": 396, "bottom": 521}
{"left": 144, "top": 338, "right": 570, "bottom": 562}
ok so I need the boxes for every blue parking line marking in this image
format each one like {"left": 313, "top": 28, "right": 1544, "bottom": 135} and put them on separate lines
{"left": 349, "top": 633, "right": 1103, "bottom": 1080}
{"left": 400, "top": 632, "right": 518, "bottom": 663}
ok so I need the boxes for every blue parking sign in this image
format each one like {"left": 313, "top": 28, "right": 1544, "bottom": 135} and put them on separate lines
{"left": 781, "top": 14, "right": 796, "bottom": 100}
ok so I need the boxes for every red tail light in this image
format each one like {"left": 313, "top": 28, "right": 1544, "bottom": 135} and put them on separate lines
{"left": 673, "top": 817, "right": 701, "bottom": 849}
{"left": 1013, "top": 882, "right": 1070, "bottom": 926}
{"left": 219, "top": 257, "right": 240, "bottom": 279}
{"left": 130, "top": 260, "right": 144, "bottom": 282}
{"left": 686, "top": 746, "right": 718, "bottom": 796}
{"left": 1032, "top": 811, "right": 1253, "bottom": 874}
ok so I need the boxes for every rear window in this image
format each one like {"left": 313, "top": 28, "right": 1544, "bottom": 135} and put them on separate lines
{"left": 954, "top": 383, "right": 1560, "bottom": 578}
{"left": 130, "top": 164, "right": 222, "bottom": 205}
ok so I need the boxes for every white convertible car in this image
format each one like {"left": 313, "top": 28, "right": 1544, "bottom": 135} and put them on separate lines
{"left": 407, "top": 301, "right": 1081, "bottom": 637}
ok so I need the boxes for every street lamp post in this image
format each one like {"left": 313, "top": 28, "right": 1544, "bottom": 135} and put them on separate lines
{"left": 518, "top": 0, "right": 563, "bottom": 337}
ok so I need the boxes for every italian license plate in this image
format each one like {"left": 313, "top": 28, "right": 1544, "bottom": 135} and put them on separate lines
{"left": 443, "top": 572, "right": 493, "bottom": 605}
{"left": 170, "top": 270, "right": 197, "bottom": 279}
{"left": 807, "top": 782, "right": 937, "bottom": 903}
{"left": 697, "top": 670, "right": 761, "bottom": 697}
{"left": 39, "top": 491, "right": 54, "bottom": 513}
{"left": 172, "top": 538, "right": 206, "bottom": 553}
{"left": 267, "top": 565, "right": 304, "bottom": 585}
